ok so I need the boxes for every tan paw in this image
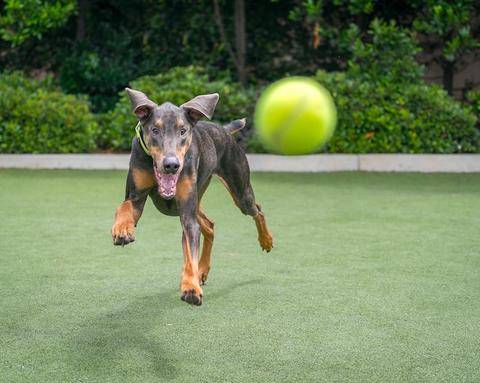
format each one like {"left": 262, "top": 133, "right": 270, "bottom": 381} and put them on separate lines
{"left": 198, "top": 266, "right": 211, "bottom": 285}
{"left": 180, "top": 281, "right": 203, "bottom": 306}
{"left": 111, "top": 220, "right": 135, "bottom": 246}
{"left": 259, "top": 232, "right": 273, "bottom": 252}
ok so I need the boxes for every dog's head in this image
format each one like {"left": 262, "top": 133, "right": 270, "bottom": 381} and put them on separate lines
{"left": 125, "top": 88, "right": 219, "bottom": 199}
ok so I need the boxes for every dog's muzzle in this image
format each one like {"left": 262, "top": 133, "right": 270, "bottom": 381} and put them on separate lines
{"left": 153, "top": 163, "right": 180, "bottom": 199}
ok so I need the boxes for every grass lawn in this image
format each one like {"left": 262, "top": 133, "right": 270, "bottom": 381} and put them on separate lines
{"left": 0, "top": 170, "right": 479, "bottom": 382}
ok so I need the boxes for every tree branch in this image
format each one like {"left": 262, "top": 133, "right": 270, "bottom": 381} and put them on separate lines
{"left": 213, "top": 0, "right": 239, "bottom": 68}
{"left": 234, "top": 0, "right": 246, "bottom": 83}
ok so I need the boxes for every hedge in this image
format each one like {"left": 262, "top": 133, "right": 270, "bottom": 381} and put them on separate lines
{"left": 316, "top": 70, "right": 479, "bottom": 153}
{"left": 1, "top": 68, "right": 478, "bottom": 154}
{"left": 0, "top": 72, "right": 98, "bottom": 153}
{"left": 467, "top": 90, "right": 480, "bottom": 130}
{"left": 316, "top": 20, "right": 479, "bottom": 153}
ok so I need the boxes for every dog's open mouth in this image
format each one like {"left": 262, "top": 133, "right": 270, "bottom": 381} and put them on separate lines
{"left": 153, "top": 165, "right": 179, "bottom": 199}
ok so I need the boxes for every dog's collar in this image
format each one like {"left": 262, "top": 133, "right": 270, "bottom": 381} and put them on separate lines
{"left": 135, "top": 122, "right": 151, "bottom": 156}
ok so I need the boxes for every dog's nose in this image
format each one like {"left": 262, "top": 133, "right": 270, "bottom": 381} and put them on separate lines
{"left": 163, "top": 156, "right": 180, "bottom": 174}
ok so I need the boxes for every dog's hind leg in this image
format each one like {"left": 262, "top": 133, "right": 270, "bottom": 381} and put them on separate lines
{"left": 252, "top": 203, "right": 273, "bottom": 253}
{"left": 217, "top": 147, "right": 273, "bottom": 252}
{"left": 197, "top": 208, "right": 214, "bottom": 285}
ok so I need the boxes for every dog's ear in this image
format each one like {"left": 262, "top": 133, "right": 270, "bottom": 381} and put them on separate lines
{"left": 181, "top": 93, "right": 219, "bottom": 122}
{"left": 125, "top": 88, "right": 157, "bottom": 121}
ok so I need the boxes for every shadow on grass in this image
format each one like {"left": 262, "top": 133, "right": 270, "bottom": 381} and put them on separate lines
{"left": 70, "top": 290, "right": 179, "bottom": 381}
{"left": 69, "top": 278, "right": 262, "bottom": 381}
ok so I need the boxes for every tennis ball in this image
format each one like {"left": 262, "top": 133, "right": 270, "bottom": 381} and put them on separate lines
{"left": 254, "top": 77, "right": 337, "bottom": 155}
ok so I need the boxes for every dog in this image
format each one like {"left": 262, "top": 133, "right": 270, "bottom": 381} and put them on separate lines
{"left": 111, "top": 88, "right": 273, "bottom": 306}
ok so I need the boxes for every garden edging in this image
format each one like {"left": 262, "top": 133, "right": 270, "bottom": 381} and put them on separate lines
{"left": 0, "top": 154, "right": 479, "bottom": 172}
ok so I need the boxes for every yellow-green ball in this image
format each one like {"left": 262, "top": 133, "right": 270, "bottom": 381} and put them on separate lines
{"left": 254, "top": 77, "right": 337, "bottom": 155}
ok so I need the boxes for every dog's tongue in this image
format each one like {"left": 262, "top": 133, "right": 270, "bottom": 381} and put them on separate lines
{"left": 154, "top": 170, "right": 179, "bottom": 199}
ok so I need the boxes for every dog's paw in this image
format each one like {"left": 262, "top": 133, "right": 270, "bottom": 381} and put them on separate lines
{"left": 198, "top": 266, "right": 210, "bottom": 285}
{"left": 180, "top": 282, "right": 203, "bottom": 306}
{"left": 111, "top": 221, "right": 135, "bottom": 246}
{"left": 258, "top": 232, "right": 273, "bottom": 252}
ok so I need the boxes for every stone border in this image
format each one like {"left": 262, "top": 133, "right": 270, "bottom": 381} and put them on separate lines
{"left": 0, "top": 154, "right": 479, "bottom": 172}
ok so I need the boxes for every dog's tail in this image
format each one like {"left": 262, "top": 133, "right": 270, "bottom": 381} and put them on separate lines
{"left": 224, "top": 118, "right": 246, "bottom": 134}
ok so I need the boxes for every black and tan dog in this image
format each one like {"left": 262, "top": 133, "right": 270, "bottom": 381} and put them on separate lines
{"left": 111, "top": 88, "right": 273, "bottom": 306}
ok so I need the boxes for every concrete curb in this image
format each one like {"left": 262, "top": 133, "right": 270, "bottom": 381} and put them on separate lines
{"left": 0, "top": 154, "right": 479, "bottom": 172}
{"left": 358, "top": 154, "right": 480, "bottom": 173}
{"left": 247, "top": 154, "right": 357, "bottom": 172}
{"left": 0, "top": 154, "right": 130, "bottom": 170}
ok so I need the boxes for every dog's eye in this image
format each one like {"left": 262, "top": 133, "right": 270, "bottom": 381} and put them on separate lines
{"left": 180, "top": 128, "right": 187, "bottom": 136}
{"left": 152, "top": 127, "right": 159, "bottom": 135}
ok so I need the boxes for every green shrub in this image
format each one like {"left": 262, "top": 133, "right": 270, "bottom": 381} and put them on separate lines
{"left": 314, "top": 20, "right": 479, "bottom": 153}
{"left": 348, "top": 19, "right": 424, "bottom": 84}
{"left": 466, "top": 90, "right": 480, "bottom": 127}
{"left": 315, "top": 70, "right": 479, "bottom": 153}
{"left": 100, "top": 66, "right": 257, "bottom": 151}
{"left": 0, "top": 72, "right": 98, "bottom": 153}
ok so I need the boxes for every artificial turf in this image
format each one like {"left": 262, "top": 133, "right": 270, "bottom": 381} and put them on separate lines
{"left": 0, "top": 169, "right": 479, "bottom": 382}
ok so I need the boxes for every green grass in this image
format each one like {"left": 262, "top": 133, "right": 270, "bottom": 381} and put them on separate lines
{"left": 1, "top": 170, "right": 479, "bottom": 382}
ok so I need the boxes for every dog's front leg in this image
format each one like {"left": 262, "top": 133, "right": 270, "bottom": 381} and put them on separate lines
{"left": 177, "top": 176, "right": 203, "bottom": 306}
{"left": 112, "top": 167, "right": 153, "bottom": 246}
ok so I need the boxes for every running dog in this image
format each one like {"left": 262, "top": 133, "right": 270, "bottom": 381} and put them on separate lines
{"left": 111, "top": 88, "right": 273, "bottom": 306}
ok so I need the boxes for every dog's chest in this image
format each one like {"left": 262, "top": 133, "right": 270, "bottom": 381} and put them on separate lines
{"left": 149, "top": 190, "right": 179, "bottom": 216}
